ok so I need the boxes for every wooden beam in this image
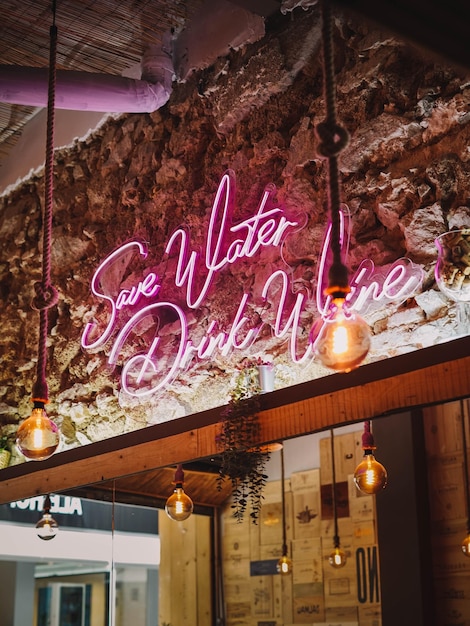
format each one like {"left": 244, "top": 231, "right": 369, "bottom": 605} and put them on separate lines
{"left": 0, "top": 337, "right": 469, "bottom": 504}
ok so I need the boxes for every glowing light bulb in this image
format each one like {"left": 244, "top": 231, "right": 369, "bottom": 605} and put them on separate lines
{"left": 462, "top": 533, "right": 470, "bottom": 557}
{"left": 354, "top": 450, "right": 387, "bottom": 495}
{"left": 277, "top": 554, "right": 293, "bottom": 575}
{"left": 329, "top": 546, "right": 347, "bottom": 568}
{"left": 16, "top": 407, "right": 60, "bottom": 461}
{"left": 314, "top": 299, "right": 370, "bottom": 372}
{"left": 165, "top": 484, "right": 194, "bottom": 521}
{"left": 36, "top": 495, "right": 58, "bottom": 540}
{"left": 36, "top": 512, "right": 59, "bottom": 540}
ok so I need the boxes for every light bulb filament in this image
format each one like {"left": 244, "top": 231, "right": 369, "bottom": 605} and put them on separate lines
{"left": 276, "top": 554, "right": 292, "bottom": 575}
{"left": 332, "top": 321, "right": 348, "bottom": 355}
{"left": 329, "top": 546, "right": 347, "bottom": 568}
{"left": 314, "top": 299, "right": 370, "bottom": 372}
{"left": 16, "top": 407, "right": 60, "bottom": 461}
{"left": 165, "top": 481, "right": 194, "bottom": 522}
{"left": 354, "top": 450, "right": 387, "bottom": 494}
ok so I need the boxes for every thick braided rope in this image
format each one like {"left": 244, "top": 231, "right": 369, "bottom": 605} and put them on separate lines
{"left": 32, "top": 12, "right": 59, "bottom": 402}
{"left": 317, "top": 0, "right": 350, "bottom": 291}
{"left": 361, "top": 420, "right": 376, "bottom": 450}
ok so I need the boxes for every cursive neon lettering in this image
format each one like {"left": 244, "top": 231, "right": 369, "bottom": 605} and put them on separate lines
{"left": 262, "top": 270, "right": 313, "bottom": 364}
{"left": 82, "top": 240, "right": 149, "bottom": 350}
{"left": 115, "top": 272, "right": 160, "bottom": 310}
{"left": 167, "top": 172, "right": 299, "bottom": 308}
{"left": 315, "top": 213, "right": 423, "bottom": 316}
{"left": 82, "top": 171, "right": 423, "bottom": 397}
{"left": 346, "top": 258, "right": 423, "bottom": 313}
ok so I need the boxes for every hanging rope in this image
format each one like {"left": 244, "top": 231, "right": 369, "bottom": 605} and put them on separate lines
{"left": 280, "top": 444, "right": 288, "bottom": 555}
{"left": 31, "top": 0, "right": 59, "bottom": 404}
{"left": 330, "top": 428, "right": 340, "bottom": 548}
{"left": 316, "top": 0, "right": 350, "bottom": 295}
{"left": 361, "top": 419, "right": 376, "bottom": 450}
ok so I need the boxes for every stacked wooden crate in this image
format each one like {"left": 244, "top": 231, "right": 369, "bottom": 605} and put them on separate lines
{"left": 423, "top": 400, "right": 470, "bottom": 626}
{"left": 222, "top": 429, "right": 382, "bottom": 626}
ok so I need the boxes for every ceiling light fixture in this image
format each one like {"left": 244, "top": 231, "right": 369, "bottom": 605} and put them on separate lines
{"left": 36, "top": 494, "right": 59, "bottom": 541}
{"left": 16, "top": 1, "right": 60, "bottom": 461}
{"left": 277, "top": 445, "right": 293, "bottom": 575}
{"left": 328, "top": 429, "right": 347, "bottom": 568}
{"left": 354, "top": 420, "right": 387, "bottom": 495}
{"left": 165, "top": 464, "right": 194, "bottom": 522}
{"left": 314, "top": 0, "right": 371, "bottom": 372}
{"left": 459, "top": 401, "right": 470, "bottom": 558}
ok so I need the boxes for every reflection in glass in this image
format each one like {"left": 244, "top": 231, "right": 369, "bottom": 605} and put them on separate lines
{"left": 36, "top": 495, "right": 58, "bottom": 541}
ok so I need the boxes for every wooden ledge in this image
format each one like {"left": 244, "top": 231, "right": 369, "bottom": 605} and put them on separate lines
{"left": 0, "top": 336, "right": 469, "bottom": 504}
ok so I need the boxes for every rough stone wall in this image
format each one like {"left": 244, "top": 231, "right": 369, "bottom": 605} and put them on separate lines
{"left": 0, "top": 6, "right": 469, "bottom": 458}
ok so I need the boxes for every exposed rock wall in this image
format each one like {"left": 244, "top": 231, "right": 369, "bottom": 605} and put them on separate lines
{"left": 0, "top": 6, "right": 469, "bottom": 457}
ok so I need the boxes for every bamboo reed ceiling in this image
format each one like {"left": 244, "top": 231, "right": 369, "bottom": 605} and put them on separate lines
{"left": 0, "top": 0, "right": 205, "bottom": 162}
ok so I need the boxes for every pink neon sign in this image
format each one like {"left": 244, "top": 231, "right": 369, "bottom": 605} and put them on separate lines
{"left": 81, "top": 171, "right": 423, "bottom": 396}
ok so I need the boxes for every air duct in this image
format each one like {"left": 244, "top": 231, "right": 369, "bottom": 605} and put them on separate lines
{"left": 0, "top": 44, "right": 174, "bottom": 114}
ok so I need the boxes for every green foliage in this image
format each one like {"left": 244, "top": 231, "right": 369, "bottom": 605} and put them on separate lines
{"left": 0, "top": 435, "right": 9, "bottom": 450}
{"left": 217, "top": 367, "right": 270, "bottom": 524}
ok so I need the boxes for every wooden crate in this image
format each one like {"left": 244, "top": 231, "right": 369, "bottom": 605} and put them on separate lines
{"left": 348, "top": 476, "right": 375, "bottom": 522}
{"left": 358, "top": 605, "right": 382, "bottom": 626}
{"left": 325, "top": 605, "right": 358, "bottom": 622}
{"left": 292, "top": 537, "right": 322, "bottom": 561}
{"left": 431, "top": 518, "right": 470, "bottom": 577}
{"left": 352, "top": 520, "right": 376, "bottom": 546}
{"left": 320, "top": 432, "right": 360, "bottom": 485}
{"left": 251, "top": 576, "right": 274, "bottom": 619}
{"left": 225, "top": 599, "right": 251, "bottom": 626}
{"left": 322, "top": 538, "right": 357, "bottom": 609}
{"left": 292, "top": 581, "right": 325, "bottom": 623}
{"left": 428, "top": 458, "right": 467, "bottom": 521}
{"left": 291, "top": 469, "right": 322, "bottom": 538}
{"left": 434, "top": 575, "right": 470, "bottom": 626}
{"left": 423, "top": 401, "right": 465, "bottom": 459}
{"left": 321, "top": 516, "right": 353, "bottom": 544}
{"left": 321, "top": 481, "right": 350, "bottom": 521}
{"left": 260, "top": 488, "right": 293, "bottom": 546}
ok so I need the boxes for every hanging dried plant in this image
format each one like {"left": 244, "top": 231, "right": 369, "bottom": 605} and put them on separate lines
{"left": 217, "top": 366, "right": 270, "bottom": 523}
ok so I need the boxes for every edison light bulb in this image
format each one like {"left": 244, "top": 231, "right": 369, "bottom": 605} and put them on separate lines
{"left": 277, "top": 554, "right": 293, "bottom": 575}
{"left": 329, "top": 546, "right": 347, "bottom": 568}
{"left": 462, "top": 533, "right": 470, "bottom": 557}
{"left": 36, "top": 512, "right": 59, "bottom": 540}
{"left": 354, "top": 450, "right": 387, "bottom": 495}
{"left": 314, "top": 299, "right": 370, "bottom": 372}
{"left": 165, "top": 485, "right": 194, "bottom": 521}
{"left": 16, "top": 407, "right": 60, "bottom": 460}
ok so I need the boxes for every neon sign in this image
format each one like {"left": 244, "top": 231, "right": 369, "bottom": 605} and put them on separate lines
{"left": 81, "top": 171, "right": 423, "bottom": 396}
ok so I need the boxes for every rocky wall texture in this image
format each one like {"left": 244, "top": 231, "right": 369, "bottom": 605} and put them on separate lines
{"left": 0, "top": 6, "right": 469, "bottom": 459}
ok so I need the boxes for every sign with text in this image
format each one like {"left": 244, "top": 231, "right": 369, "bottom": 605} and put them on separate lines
{"left": 82, "top": 170, "right": 423, "bottom": 396}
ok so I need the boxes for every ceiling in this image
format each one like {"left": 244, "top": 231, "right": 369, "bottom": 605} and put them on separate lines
{"left": 1, "top": 0, "right": 469, "bottom": 180}
{"left": 68, "top": 459, "right": 232, "bottom": 514}
{"left": 0, "top": 0, "right": 206, "bottom": 165}
{"left": 0, "top": 0, "right": 469, "bottom": 510}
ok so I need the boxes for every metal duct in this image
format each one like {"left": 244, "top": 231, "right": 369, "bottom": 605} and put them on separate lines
{"left": 0, "top": 47, "right": 174, "bottom": 113}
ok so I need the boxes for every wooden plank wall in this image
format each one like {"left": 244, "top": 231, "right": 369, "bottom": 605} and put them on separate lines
{"left": 158, "top": 510, "right": 212, "bottom": 625}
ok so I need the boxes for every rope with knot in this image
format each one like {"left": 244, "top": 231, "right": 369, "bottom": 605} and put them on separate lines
{"left": 32, "top": 2, "right": 58, "bottom": 404}
{"left": 316, "top": 0, "right": 350, "bottom": 295}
